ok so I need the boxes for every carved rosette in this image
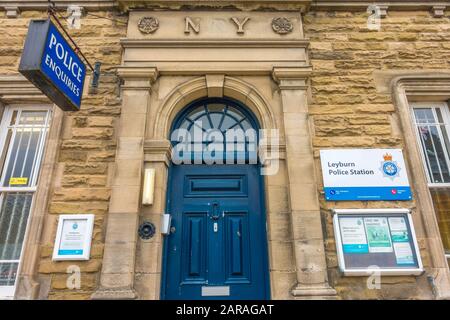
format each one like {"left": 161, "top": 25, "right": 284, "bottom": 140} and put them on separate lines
{"left": 138, "top": 17, "right": 159, "bottom": 34}
{"left": 271, "top": 17, "right": 293, "bottom": 34}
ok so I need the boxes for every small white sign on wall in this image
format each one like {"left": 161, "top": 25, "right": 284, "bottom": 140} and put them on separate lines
{"left": 52, "top": 214, "right": 94, "bottom": 261}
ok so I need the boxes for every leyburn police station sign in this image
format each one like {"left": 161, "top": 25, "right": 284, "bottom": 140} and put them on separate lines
{"left": 19, "top": 19, "right": 86, "bottom": 111}
{"left": 320, "top": 149, "right": 412, "bottom": 201}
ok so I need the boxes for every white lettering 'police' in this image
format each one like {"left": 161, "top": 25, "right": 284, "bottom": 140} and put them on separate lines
{"left": 48, "top": 33, "right": 83, "bottom": 83}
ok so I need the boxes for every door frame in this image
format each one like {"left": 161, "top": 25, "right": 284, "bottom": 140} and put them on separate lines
{"left": 160, "top": 97, "right": 271, "bottom": 300}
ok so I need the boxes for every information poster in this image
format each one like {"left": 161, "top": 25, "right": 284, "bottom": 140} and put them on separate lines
{"left": 320, "top": 149, "right": 412, "bottom": 201}
{"left": 389, "top": 217, "right": 409, "bottom": 242}
{"left": 389, "top": 217, "right": 414, "bottom": 264}
{"left": 52, "top": 214, "right": 94, "bottom": 261}
{"left": 364, "top": 217, "right": 393, "bottom": 253}
{"left": 58, "top": 219, "right": 88, "bottom": 255}
{"left": 333, "top": 209, "right": 423, "bottom": 276}
{"left": 339, "top": 217, "right": 368, "bottom": 253}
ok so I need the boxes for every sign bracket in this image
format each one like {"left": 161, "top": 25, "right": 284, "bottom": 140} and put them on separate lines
{"left": 47, "top": 0, "right": 101, "bottom": 88}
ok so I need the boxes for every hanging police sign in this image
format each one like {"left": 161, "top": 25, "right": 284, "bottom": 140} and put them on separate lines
{"left": 19, "top": 19, "right": 86, "bottom": 111}
{"left": 320, "top": 149, "right": 412, "bottom": 201}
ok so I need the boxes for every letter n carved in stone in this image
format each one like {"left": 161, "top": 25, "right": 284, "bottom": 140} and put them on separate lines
{"left": 185, "top": 17, "right": 200, "bottom": 34}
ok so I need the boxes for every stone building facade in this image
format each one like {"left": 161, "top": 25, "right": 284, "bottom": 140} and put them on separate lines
{"left": 0, "top": 0, "right": 449, "bottom": 300}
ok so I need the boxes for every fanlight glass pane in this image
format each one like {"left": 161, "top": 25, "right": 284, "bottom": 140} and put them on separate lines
{"left": 172, "top": 101, "right": 257, "bottom": 164}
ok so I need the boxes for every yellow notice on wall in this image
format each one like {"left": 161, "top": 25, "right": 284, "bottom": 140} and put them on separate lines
{"left": 9, "top": 177, "right": 28, "bottom": 185}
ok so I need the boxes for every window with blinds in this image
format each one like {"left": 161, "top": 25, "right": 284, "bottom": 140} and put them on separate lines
{"left": 0, "top": 107, "right": 51, "bottom": 298}
{"left": 412, "top": 102, "right": 450, "bottom": 264}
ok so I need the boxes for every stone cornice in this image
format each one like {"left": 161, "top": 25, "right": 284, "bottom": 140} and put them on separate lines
{"left": 311, "top": 1, "right": 448, "bottom": 11}
{"left": 118, "top": 0, "right": 312, "bottom": 12}
{"left": 0, "top": 0, "right": 117, "bottom": 11}
{"left": 144, "top": 139, "right": 172, "bottom": 166}
{"left": 117, "top": 66, "right": 159, "bottom": 90}
{"left": 272, "top": 66, "right": 312, "bottom": 89}
{"left": 1, "top": 0, "right": 446, "bottom": 13}
{"left": 121, "top": 39, "right": 310, "bottom": 49}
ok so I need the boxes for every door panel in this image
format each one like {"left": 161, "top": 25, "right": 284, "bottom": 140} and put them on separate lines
{"left": 181, "top": 212, "right": 208, "bottom": 282}
{"left": 163, "top": 164, "right": 269, "bottom": 300}
{"left": 224, "top": 212, "right": 251, "bottom": 283}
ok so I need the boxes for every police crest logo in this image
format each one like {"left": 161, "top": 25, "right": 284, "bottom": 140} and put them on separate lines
{"left": 380, "top": 153, "right": 401, "bottom": 180}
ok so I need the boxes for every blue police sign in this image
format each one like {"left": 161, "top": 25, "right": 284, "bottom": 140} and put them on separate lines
{"left": 19, "top": 19, "right": 86, "bottom": 111}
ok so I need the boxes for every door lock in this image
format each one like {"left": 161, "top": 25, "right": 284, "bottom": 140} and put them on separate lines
{"left": 210, "top": 201, "right": 220, "bottom": 220}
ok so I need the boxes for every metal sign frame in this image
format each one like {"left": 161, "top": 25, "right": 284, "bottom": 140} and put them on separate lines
{"left": 19, "top": 19, "right": 86, "bottom": 111}
{"left": 52, "top": 214, "right": 94, "bottom": 261}
{"left": 333, "top": 209, "right": 424, "bottom": 276}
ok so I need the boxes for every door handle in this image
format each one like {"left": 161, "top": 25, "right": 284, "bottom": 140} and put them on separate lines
{"left": 210, "top": 202, "right": 220, "bottom": 220}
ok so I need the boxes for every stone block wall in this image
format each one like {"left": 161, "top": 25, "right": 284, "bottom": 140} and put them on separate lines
{"left": 0, "top": 7, "right": 449, "bottom": 300}
{"left": 0, "top": 10, "right": 126, "bottom": 299}
{"left": 304, "top": 10, "right": 450, "bottom": 299}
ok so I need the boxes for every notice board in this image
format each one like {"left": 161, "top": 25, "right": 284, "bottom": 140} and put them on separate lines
{"left": 333, "top": 209, "right": 423, "bottom": 276}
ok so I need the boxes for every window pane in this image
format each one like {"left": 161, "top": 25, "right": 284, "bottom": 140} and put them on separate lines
{"left": 430, "top": 126, "right": 450, "bottom": 183}
{"left": 0, "top": 193, "right": 33, "bottom": 260}
{"left": 430, "top": 188, "right": 450, "bottom": 254}
{"left": 209, "top": 113, "right": 223, "bottom": 129}
{"left": 187, "top": 107, "right": 205, "bottom": 121}
{"left": 220, "top": 115, "right": 236, "bottom": 131}
{"left": 0, "top": 262, "right": 18, "bottom": 286}
{"left": 18, "top": 111, "right": 47, "bottom": 125}
{"left": 1, "top": 111, "right": 49, "bottom": 187}
{"left": 0, "top": 193, "right": 33, "bottom": 286}
{"left": 414, "top": 108, "right": 435, "bottom": 124}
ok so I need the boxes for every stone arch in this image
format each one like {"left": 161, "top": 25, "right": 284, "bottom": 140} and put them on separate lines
{"left": 152, "top": 76, "right": 278, "bottom": 139}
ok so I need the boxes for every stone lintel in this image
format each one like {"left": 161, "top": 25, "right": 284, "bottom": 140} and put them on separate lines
{"left": 0, "top": 75, "right": 49, "bottom": 104}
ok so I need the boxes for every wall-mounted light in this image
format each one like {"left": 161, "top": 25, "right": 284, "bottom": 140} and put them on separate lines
{"left": 142, "top": 167, "right": 156, "bottom": 205}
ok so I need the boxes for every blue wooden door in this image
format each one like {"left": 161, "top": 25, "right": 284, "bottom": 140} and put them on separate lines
{"left": 162, "top": 164, "right": 270, "bottom": 300}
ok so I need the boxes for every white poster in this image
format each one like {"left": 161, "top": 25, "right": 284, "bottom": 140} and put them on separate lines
{"left": 58, "top": 219, "right": 87, "bottom": 256}
{"left": 52, "top": 214, "right": 94, "bottom": 261}
{"left": 393, "top": 242, "right": 415, "bottom": 265}
{"left": 388, "top": 217, "right": 409, "bottom": 242}
{"left": 320, "top": 149, "right": 411, "bottom": 201}
{"left": 339, "top": 217, "right": 369, "bottom": 253}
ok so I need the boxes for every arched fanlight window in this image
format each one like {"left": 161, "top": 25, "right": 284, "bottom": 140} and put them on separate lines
{"left": 170, "top": 98, "right": 259, "bottom": 164}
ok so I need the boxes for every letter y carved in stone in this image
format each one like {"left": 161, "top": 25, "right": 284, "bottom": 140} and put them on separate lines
{"left": 230, "top": 17, "right": 250, "bottom": 34}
